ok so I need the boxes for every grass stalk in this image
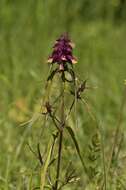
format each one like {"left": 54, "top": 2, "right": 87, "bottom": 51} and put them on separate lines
{"left": 100, "top": 127, "right": 107, "bottom": 190}
{"left": 107, "top": 86, "right": 126, "bottom": 176}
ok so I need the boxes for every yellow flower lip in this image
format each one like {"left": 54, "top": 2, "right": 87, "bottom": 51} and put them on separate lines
{"left": 72, "top": 58, "right": 77, "bottom": 64}
{"left": 69, "top": 42, "right": 75, "bottom": 48}
{"left": 47, "top": 58, "right": 53, "bottom": 63}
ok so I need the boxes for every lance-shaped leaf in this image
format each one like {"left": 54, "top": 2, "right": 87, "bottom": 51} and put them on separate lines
{"left": 65, "top": 126, "right": 88, "bottom": 175}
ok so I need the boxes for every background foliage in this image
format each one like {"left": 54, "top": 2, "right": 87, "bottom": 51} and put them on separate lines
{"left": 0, "top": 0, "right": 126, "bottom": 189}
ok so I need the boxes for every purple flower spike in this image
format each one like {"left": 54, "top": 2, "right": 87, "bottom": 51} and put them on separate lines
{"left": 47, "top": 34, "right": 77, "bottom": 70}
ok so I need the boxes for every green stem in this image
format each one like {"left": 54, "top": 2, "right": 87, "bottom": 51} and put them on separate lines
{"left": 55, "top": 80, "right": 65, "bottom": 190}
{"left": 55, "top": 131, "right": 63, "bottom": 190}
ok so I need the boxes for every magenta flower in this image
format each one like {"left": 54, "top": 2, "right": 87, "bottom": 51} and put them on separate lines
{"left": 48, "top": 34, "right": 77, "bottom": 70}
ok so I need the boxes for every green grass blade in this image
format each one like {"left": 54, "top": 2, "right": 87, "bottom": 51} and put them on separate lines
{"left": 28, "top": 172, "right": 33, "bottom": 190}
{"left": 40, "top": 140, "right": 53, "bottom": 190}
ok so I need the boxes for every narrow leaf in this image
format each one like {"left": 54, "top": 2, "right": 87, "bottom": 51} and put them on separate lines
{"left": 66, "top": 126, "right": 88, "bottom": 175}
{"left": 40, "top": 140, "right": 52, "bottom": 190}
{"left": 37, "top": 143, "right": 43, "bottom": 165}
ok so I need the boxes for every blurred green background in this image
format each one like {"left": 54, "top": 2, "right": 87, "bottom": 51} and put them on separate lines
{"left": 0, "top": 0, "right": 126, "bottom": 189}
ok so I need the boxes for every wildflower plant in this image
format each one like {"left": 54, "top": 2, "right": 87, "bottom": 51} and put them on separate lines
{"left": 32, "top": 34, "right": 108, "bottom": 190}
{"left": 37, "top": 34, "right": 91, "bottom": 190}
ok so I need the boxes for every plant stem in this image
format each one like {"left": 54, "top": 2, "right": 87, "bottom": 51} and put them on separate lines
{"left": 55, "top": 80, "right": 65, "bottom": 190}
{"left": 55, "top": 131, "right": 63, "bottom": 190}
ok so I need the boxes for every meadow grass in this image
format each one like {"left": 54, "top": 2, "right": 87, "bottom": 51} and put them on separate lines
{"left": 0, "top": 1, "right": 126, "bottom": 189}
